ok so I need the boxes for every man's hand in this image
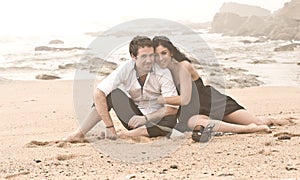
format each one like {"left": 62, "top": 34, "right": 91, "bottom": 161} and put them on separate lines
{"left": 105, "top": 127, "right": 117, "bottom": 140}
{"left": 128, "top": 115, "right": 147, "bottom": 129}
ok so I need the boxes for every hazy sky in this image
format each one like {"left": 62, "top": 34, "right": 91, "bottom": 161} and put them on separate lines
{"left": 0, "top": 0, "right": 290, "bottom": 35}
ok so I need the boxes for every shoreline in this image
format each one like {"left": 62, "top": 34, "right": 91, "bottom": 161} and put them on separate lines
{"left": 1, "top": 32, "right": 300, "bottom": 88}
{"left": 2, "top": 76, "right": 300, "bottom": 87}
{"left": 1, "top": 80, "right": 300, "bottom": 179}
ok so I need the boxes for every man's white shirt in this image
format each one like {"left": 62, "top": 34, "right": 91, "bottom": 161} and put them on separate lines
{"left": 97, "top": 60, "right": 178, "bottom": 115}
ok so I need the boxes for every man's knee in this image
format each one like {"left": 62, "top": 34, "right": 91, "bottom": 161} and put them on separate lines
{"left": 145, "top": 115, "right": 177, "bottom": 137}
{"left": 146, "top": 126, "right": 170, "bottom": 137}
{"left": 111, "top": 88, "right": 124, "bottom": 97}
{"left": 160, "top": 115, "right": 177, "bottom": 128}
{"left": 106, "top": 89, "right": 125, "bottom": 109}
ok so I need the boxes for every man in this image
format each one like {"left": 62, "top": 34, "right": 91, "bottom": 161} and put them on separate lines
{"left": 64, "top": 36, "right": 178, "bottom": 141}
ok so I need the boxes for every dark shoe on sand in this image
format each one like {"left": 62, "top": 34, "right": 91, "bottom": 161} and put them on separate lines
{"left": 199, "top": 123, "right": 215, "bottom": 143}
{"left": 192, "top": 123, "right": 215, "bottom": 143}
{"left": 192, "top": 125, "right": 204, "bottom": 142}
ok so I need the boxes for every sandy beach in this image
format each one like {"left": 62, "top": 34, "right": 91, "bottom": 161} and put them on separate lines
{"left": 1, "top": 0, "right": 300, "bottom": 178}
{"left": 0, "top": 79, "right": 299, "bottom": 179}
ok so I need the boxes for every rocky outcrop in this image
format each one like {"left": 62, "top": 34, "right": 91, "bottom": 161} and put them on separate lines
{"left": 211, "top": 0, "right": 300, "bottom": 41}
{"left": 87, "top": 57, "right": 118, "bottom": 75}
{"left": 56, "top": 56, "right": 118, "bottom": 75}
{"left": 220, "top": 2, "right": 271, "bottom": 17}
{"left": 235, "top": 16, "right": 269, "bottom": 36}
{"left": 274, "top": 0, "right": 300, "bottom": 20}
{"left": 211, "top": 13, "right": 246, "bottom": 35}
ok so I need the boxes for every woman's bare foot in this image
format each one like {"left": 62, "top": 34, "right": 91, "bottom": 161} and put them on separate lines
{"left": 247, "top": 123, "right": 271, "bottom": 133}
{"left": 62, "top": 130, "right": 86, "bottom": 143}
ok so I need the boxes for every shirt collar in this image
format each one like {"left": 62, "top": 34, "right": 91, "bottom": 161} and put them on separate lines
{"left": 134, "top": 63, "right": 153, "bottom": 79}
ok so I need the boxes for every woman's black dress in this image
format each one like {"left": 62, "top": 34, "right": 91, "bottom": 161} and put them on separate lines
{"left": 175, "top": 77, "right": 244, "bottom": 132}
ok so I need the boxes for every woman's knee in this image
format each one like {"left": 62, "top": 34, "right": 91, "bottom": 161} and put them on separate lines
{"left": 187, "top": 115, "right": 209, "bottom": 129}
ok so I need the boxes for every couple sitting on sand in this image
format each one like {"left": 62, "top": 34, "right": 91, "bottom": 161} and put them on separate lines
{"left": 64, "top": 35, "right": 284, "bottom": 143}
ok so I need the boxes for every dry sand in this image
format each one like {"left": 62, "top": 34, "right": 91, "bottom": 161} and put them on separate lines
{"left": 0, "top": 80, "right": 300, "bottom": 179}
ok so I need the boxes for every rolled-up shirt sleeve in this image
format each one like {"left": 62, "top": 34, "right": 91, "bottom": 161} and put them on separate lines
{"left": 97, "top": 62, "right": 127, "bottom": 96}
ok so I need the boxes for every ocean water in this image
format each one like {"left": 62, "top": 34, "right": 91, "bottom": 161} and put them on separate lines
{"left": 0, "top": 29, "right": 299, "bottom": 88}
{"left": 0, "top": 34, "right": 94, "bottom": 80}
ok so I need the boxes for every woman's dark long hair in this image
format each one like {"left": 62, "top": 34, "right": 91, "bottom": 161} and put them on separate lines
{"left": 152, "top": 36, "right": 191, "bottom": 63}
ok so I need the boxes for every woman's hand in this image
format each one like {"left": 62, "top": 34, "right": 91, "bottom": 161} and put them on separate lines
{"left": 157, "top": 95, "right": 165, "bottom": 104}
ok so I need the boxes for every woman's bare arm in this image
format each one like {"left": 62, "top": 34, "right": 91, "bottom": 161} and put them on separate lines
{"left": 158, "top": 61, "right": 193, "bottom": 106}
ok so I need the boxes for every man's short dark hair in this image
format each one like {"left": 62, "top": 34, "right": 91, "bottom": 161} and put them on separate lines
{"left": 129, "top": 36, "right": 152, "bottom": 57}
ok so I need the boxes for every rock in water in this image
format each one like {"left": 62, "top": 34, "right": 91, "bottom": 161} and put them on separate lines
{"left": 35, "top": 74, "right": 61, "bottom": 80}
{"left": 274, "top": 43, "right": 299, "bottom": 52}
{"left": 58, "top": 63, "right": 76, "bottom": 69}
{"left": 35, "top": 46, "right": 87, "bottom": 51}
{"left": 35, "top": 46, "right": 53, "bottom": 51}
{"left": 48, "top": 39, "right": 64, "bottom": 44}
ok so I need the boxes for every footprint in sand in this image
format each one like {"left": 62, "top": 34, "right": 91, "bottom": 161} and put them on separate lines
{"left": 25, "top": 140, "right": 50, "bottom": 147}
{"left": 5, "top": 171, "right": 30, "bottom": 179}
{"left": 274, "top": 131, "right": 300, "bottom": 140}
{"left": 25, "top": 140, "right": 87, "bottom": 148}
{"left": 274, "top": 132, "right": 300, "bottom": 137}
{"left": 117, "top": 135, "right": 152, "bottom": 143}
{"left": 54, "top": 153, "right": 89, "bottom": 161}
{"left": 285, "top": 117, "right": 297, "bottom": 125}
{"left": 56, "top": 154, "right": 76, "bottom": 161}
{"left": 269, "top": 116, "right": 297, "bottom": 126}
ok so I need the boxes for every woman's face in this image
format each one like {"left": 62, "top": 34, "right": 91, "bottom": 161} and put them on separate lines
{"left": 155, "top": 45, "right": 172, "bottom": 69}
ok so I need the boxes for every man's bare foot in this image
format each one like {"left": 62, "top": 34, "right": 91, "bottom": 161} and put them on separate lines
{"left": 247, "top": 123, "right": 271, "bottom": 133}
{"left": 117, "top": 131, "right": 151, "bottom": 143}
{"left": 117, "top": 130, "right": 127, "bottom": 139}
{"left": 62, "top": 131, "right": 86, "bottom": 143}
{"left": 99, "top": 131, "right": 105, "bottom": 139}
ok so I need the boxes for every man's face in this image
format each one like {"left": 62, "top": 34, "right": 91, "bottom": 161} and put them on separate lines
{"left": 133, "top": 46, "right": 155, "bottom": 75}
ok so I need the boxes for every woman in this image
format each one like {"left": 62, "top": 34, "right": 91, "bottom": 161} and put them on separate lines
{"left": 152, "top": 36, "right": 284, "bottom": 137}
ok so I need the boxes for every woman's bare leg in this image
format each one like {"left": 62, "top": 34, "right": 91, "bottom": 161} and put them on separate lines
{"left": 187, "top": 114, "right": 270, "bottom": 133}
{"left": 223, "top": 109, "right": 268, "bottom": 125}
{"left": 63, "top": 107, "right": 102, "bottom": 142}
{"left": 223, "top": 109, "right": 290, "bottom": 126}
